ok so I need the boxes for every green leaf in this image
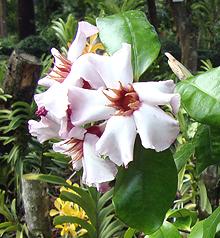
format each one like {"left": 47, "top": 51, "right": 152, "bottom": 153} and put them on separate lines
{"left": 176, "top": 67, "right": 220, "bottom": 126}
{"left": 174, "top": 142, "right": 195, "bottom": 172}
{"left": 97, "top": 10, "right": 160, "bottom": 80}
{"left": 189, "top": 206, "right": 220, "bottom": 238}
{"left": 145, "top": 221, "right": 181, "bottom": 238}
{"left": 194, "top": 125, "right": 220, "bottom": 174}
{"left": 113, "top": 141, "right": 177, "bottom": 234}
{"left": 0, "top": 222, "right": 13, "bottom": 229}
{"left": 53, "top": 216, "right": 96, "bottom": 238}
{"left": 23, "top": 173, "right": 67, "bottom": 186}
{"left": 124, "top": 228, "right": 136, "bottom": 238}
{"left": 167, "top": 208, "right": 197, "bottom": 231}
{"left": 198, "top": 180, "right": 212, "bottom": 214}
{"left": 23, "top": 174, "right": 93, "bottom": 205}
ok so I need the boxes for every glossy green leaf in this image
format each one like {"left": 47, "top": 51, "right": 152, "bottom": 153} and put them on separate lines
{"left": 194, "top": 125, "right": 220, "bottom": 174}
{"left": 174, "top": 142, "right": 195, "bottom": 172}
{"left": 145, "top": 222, "right": 181, "bottom": 238}
{"left": 113, "top": 141, "right": 177, "bottom": 234}
{"left": 97, "top": 10, "right": 160, "bottom": 80}
{"left": 176, "top": 67, "right": 220, "bottom": 126}
{"left": 189, "top": 206, "right": 220, "bottom": 238}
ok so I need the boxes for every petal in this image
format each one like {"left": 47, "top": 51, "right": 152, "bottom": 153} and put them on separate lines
{"left": 72, "top": 160, "right": 83, "bottom": 171}
{"left": 96, "top": 116, "right": 136, "bottom": 166}
{"left": 68, "top": 87, "right": 114, "bottom": 126}
{"left": 133, "top": 104, "right": 179, "bottom": 152}
{"left": 28, "top": 118, "right": 60, "bottom": 143}
{"left": 86, "top": 43, "right": 133, "bottom": 88}
{"left": 49, "top": 209, "right": 59, "bottom": 217}
{"left": 67, "top": 127, "right": 86, "bottom": 140}
{"left": 133, "top": 80, "right": 180, "bottom": 114}
{"left": 64, "top": 53, "right": 106, "bottom": 89}
{"left": 82, "top": 133, "right": 117, "bottom": 185}
{"left": 68, "top": 21, "right": 98, "bottom": 62}
{"left": 53, "top": 140, "right": 83, "bottom": 171}
{"left": 38, "top": 77, "right": 57, "bottom": 88}
{"left": 34, "top": 83, "right": 69, "bottom": 119}
{"left": 38, "top": 48, "right": 71, "bottom": 87}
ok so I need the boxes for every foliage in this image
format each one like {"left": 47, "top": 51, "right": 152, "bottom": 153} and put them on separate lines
{"left": 113, "top": 146, "right": 177, "bottom": 234}
{"left": 26, "top": 174, "right": 126, "bottom": 238}
{"left": 15, "top": 35, "right": 51, "bottom": 58}
{"left": 0, "top": 35, "right": 17, "bottom": 56}
{"left": 97, "top": 10, "right": 160, "bottom": 80}
{"left": 2, "top": 1, "right": 220, "bottom": 238}
{"left": 0, "top": 190, "right": 27, "bottom": 237}
{"left": 0, "top": 60, "right": 7, "bottom": 86}
{"left": 52, "top": 14, "right": 77, "bottom": 54}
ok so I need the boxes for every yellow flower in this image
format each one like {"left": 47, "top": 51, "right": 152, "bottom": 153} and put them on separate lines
{"left": 50, "top": 181, "right": 89, "bottom": 237}
{"left": 83, "top": 34, "right": 105, "bottom": 54}
{"left": 55, "top": 223, "right": 77, "bottom": 237}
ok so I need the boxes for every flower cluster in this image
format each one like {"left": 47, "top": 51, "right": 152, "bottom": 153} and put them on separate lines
{"left": 29, "top": 21, "right": 180, "bottom": 189}
{"left": 50, "top": 181, "right": 88, "bottom": 237}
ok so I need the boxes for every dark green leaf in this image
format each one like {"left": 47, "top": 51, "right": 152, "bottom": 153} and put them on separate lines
{"left": 176, "top": 68, "right": 220, "bottom": 126}
{"left": 113, "top": 141, "right": 177, "bottom": 234}
{"left": 97, "top": 10, "right": 160, "bottom": 80}
{"left": 194, "top": 125, "right": 220, "bottom": 174}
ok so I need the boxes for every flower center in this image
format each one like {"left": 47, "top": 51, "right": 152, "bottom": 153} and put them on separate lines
{"left": 67, "top": 105, "right": 74, "bottom": 131}
{"left": 103, "top": 82, "right": 141, "bottom": 116}
{"left": 36, "top": 106, "right": 48, "bottom": 117}
{"left": 86, "top": 125, "right": 102, "bottom": 137}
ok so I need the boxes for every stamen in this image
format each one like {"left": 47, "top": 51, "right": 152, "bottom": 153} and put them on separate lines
{"left": 103, "top": 91, "right": 120, "bottom": 102}
{"left": 103, "top": 81, "right": 141, "bottom": 116}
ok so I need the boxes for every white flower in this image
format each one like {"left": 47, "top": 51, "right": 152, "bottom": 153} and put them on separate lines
{"left": 68, "top": 43, "right": 180, "bottom": 166}
{"left": 53, "top": 125, "right": 117, "bottom": 187}
{"left": 38, "top": 21, "right": 105, "bottom": 89}
{"left": 28, "top": 83, "right": 85, "bottom": 142}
